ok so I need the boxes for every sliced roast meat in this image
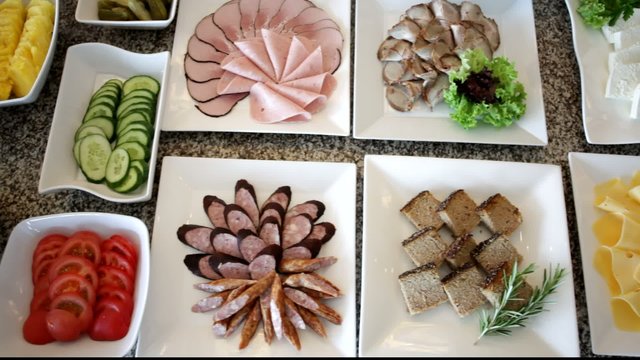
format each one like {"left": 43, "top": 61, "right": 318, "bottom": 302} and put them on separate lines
{"left": 283, "top": 237, "right": 321, "bottom": 259}
{"left": 238, "top": 229, "right": 268, "bottom": 262}
{"left": 430, "top": 0, "right": 460, "bottom": 25}
{"left": 235, "top": 179, "right": 260, "bottom": 228}
{"left": 265, "top": 82, "right": 327, "bottom": 113}
{"left": 460, "top": 1, "right": 500, "bottom": 51}
{"left": 261, "top": 185, "right": 291, "bottom": 214}
{"left": 250, "top": 82, "right": 312, "bottom": 123}
{"left": 306, "top": 222, "right": 336, "bottom": 244}
{"left": 284, "top": 297, "right": 306, "bottom": 330}
{"left": 406, "top": 3, "right": 434, "bottom": 28}
{"left": 259, "top": 291, "right": 275, "bottom": 344}
{"left": 296, "top": 27, "right": 343, "bottom": 74}
{"left": 235, "top": 38, "right": 277, "bottom": 81}
{"left": 248, "top": 245, "right": 281, "bottom": 279}
{"left": 281, "top": 72, "right": 336, "bottom": 97}
{"left": 187, "top": 78, "right": 220, "bottom": 103}
{"left": 284, "top": 287, "right": 342, "bottom": 324}
{"left": 187, "top": 34, "right": 227, "bottom": 63}
{"left": 177, "top": 224, "right": 215, "bottom": 253}
{"left": 422, "top": 72, "right": 449, "bottom": 108}
{"left": 210, "top": 251, "right": 251, "bottom": 279}
{"left": 283, "top": 272, "right": 340, "bottom": 297}
{"left": 285, "top": 200, "right": 325, "bottom": 222}
{"left": 211, "top": 227, "right": 242, "bottom": 258}
{"left": 184, "top": 54, "right": 225, "bottom": 83}
{"left": 184, "top": 254, "right": 222, "bottom": 280}
{"left": 383, "top": 61, "right": 409, "bottom": 85}
{"left": 191, "top": 290, "right": 231, "bottom": 313}
{"left": 377, "top": 37, "right": 413, "bottom": 62}
{"left": 239, "top": 0, "right": 260, "bottom": 38}
{"left": 239, "top": 300, "right": 262, "bottom": 350}
{"left": 386, "top": 82, "right": 416, "bottom": 112}
{"left": 388, "top": 17, "right": 421, "bottom": 43}
{"left": 225, "top": 204, "right": 258, "bottom": 234}
{"left": 412, "top": 37, "right": 434, "bottom": 62}
{"left": 195, "top": 14, "right": 236, "bottom": 54}
{"left": 259, "top": 217, "right": 281, "bottom": 246}
{"left": 254, "top": 0, "right": 284, "bottom": 30}
{"left": 195, "top": 92, "right": 248, "bottom": 118}
{"left": 434, "top": 53, "right": 461, "bottom": 74}
{"left": 278, "top": 256, "right": 337, "bottom": 273}
{"left": 454, "top": 34, "right": 492, "bottom": 60}
{"left": 215, "top": 271, "right": 275, "bottom": 321}
{"left": 204, "top": 195, "right": 228, "bottom": 228}
{"left": 213, "top": 0, "right": 244, "bottom": 42}
{"left": 261, "top": 28, "right": 293, "bottom": 81}
{"left": 296, "top": 305, "right": 327, "bottom": 338}
{"left": 216, "top": 71, "right": 256, "bottom": 95}
{"left": 194, "top": 278, "right": 256, "bottom": 293}
{"left": 267, "top": 0, "right": 314, "bottom": 31}
{"left": 281, "top": 213, "right": 313, "bottom": 248}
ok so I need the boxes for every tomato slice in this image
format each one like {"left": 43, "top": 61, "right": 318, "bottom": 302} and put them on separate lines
{"left": 69, "top": 230, "right": 101, "bottom": 246}
{"left": 48, "top": 273, "right": 96, "bottom": 305}
{"left": 46, "top": 309, "right": 86, "bottom": 342}
{"left": 58, "top": 237, "right": 101, "bottom": 266}
{"left": 33, "top": 239, "right": 65, "bottom": 262}
{"left": 98, "top": 266, "right": 134, "bottom": 294}
{"left": 32, "top": 248, "right": 60, "bottom": 273}
{"left": 32, "top": 259, "right": 54, "bottom": 285}
{"left": 33, "top": 276, "right": 50, "bottom": 296}
{"left": 48, "top": 255, "right": 98, "bottom": 288}
{"left": 89, "top": 308, "right": 130, "bottom": 341}
{"left": 50, "top": 292, "right": 93, "bottom": 331}
{"left": 35, "top": 234, "right": 68, "bottom": 251}
{"left": 96, "top": 295, "right": 133, "bottom": 317}
{"left": 23, "top": 310, "right": 55, "bottom": 345}
{"left": 100, "top": 251, "right": 136, "bottom": 280}
{"left": 101, "top": 237, "right": 137, "bottom": 266}
{"left": 30, "top": 291, "right": 51, "bottom": 313}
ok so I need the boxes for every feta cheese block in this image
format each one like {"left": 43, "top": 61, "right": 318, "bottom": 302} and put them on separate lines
{"left": 606, "top": 62, "right": 640, "bottom": 100}
{"left": 630, "top": 84, "right": 640, "bottom": 119}
{"left": 613, "top": 26, "right": 640, "bottom": 51}
{"left": 603, "top": 11, "right": 640, "bottom": 43}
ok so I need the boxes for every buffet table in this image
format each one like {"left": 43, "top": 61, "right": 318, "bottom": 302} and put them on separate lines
{"left": 0, "top": 0, "right": 638, "bottom": 356}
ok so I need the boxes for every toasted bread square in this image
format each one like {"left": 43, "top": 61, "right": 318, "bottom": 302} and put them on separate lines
{"left": 400, "top": 190, "right": 444, "bottom": 230}
{"left": 442, "top": 264, "right": 487, "bottom": 317}
{"left": 445, "top": 233, "right": 477, "bottom": 269}
{"left": 481, "top": 262, "right": 533, "bottom": 311}
{"left": 437, "top": 190, "right": 481, "bottom": 237}
{"left": 476, "top": 193, "right": 523, "bottom": 236}
{"left": 471, "top": 233, "right": 522, "bottom": 273}
{"left": 402, "top": 226, "right": 447, "bottom": 267}
{"left": 398, "top": 263, "right": 448, "bottom": 315}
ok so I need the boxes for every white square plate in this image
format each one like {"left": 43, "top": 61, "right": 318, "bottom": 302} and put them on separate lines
{"left": 0, "top": 0, "right": 59, "bottom": 108}
{"left": 0, "top": 212, "right": 150, "bottom": 357}
{"left": 565, "top": 0, "right": 640, "bottom": 144}
{"left": 359, "top": 155, "right": 579, "bottom": 356}
{"left": 162, "top": 0, "right": 350, "bottom": 136}
{"left": 353, "top": 0, "right": 547, "bottom": 145}
{"left": 136, "top": 156, "right": 357, "bottom": 357}
{"left": 75, "top": 0, "right": 177, "bottom": 29}
{"left": 568, "top": 152, "right": 640, "bottom": 355}
{"left": 38, "top": 43, "right": 170, "bottom": 203}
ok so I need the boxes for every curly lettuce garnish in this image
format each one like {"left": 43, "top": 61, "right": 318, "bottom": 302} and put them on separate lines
{"left": 577, "top": 0, "right": 640, "bottom": 29}
{"left": 443, "top": 49, "right": 526, "bottom": 130}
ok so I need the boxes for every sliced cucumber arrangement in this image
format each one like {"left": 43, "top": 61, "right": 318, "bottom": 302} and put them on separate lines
{"left": 72, "top": 75, "right": 159, "bottom": 194}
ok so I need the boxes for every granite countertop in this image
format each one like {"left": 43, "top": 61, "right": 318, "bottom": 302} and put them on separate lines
{"left": 1, "top": 0, "right": 639, "bottom": 357}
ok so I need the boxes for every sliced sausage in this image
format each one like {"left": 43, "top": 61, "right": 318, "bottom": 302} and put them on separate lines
{"left": 215, "top": 271, "right": 275, "bottom": 321}
{"left": 279, "top": 256, "right": 337, "bottom": 273}
{"left": 284, "top": 287, "right": 342, "bottom": 324}
{"left": 191, "top": 290, "right": 231, "bottom": 313}
{"left": 187, "top": 78, "right": 221, "bottom": 103}
{"left": 283, "top": 272, "right": 340, "bottom": 297}
{"left": 260, "top": 185, "right": 291, "bottom": 214}
{"left": 195, "top": 14, "right": 236, "bottom": 54}
{"left": 259, "top": 217, "right": 280, "bottom": 246}
{"left": 187, "top": 34, "right": 227, "bottom": 63}
{"left": 209, "top": 252, "right": 250, "bottom": 279}
{"left": 282, "top": 312, "right": 301, "bottom": 350}
{"left": 285, "top": 237, "right": 321, "bottom": 258}
{"left": 211, "top": 227, "right": 242, "bottom": 258}
{"left": 235, "top": 179, "right": 260, "bottom": 229}
{"left": 225, "top": 298, "right": 257, "bottom": 337}
{"left": 184, "top": 254, "right": 221, "bottom": 280}
{"left": 225, "top": 204, "right": 258, "bottom": 235}
{"left": 248, "top": 244, "right": 282, "bottom": 279}
{"left": 177, "top": 224, "right": 215, "bottom": 253}
{"left": 282, "top": 246, "right": 311, "bottom": 260}
{"left": 238, "top": 229, "right": 267, "bottom": 262}
{"left": 239, "top": 300, "right": 262, "bottom": 349}
{"left": 281, "top": 213, "right": 313, "bottom": 249}
{"left": 297, "top": 305, "right": 327, "bottom": 338}
{"left": 203, "top": 195, "right": 228, "bottom": 228}
{"left": 269, "top": 272, "right": 286, "bottom": 340}
{"left": 260, "top": 204, "right": 285, "bottom": 227}
{"left": 285, "top": 200, "right": 325, "bottom": 222}
{"left": 284, "top": 296, "right": 306, "bottom": 330}
{"left": 259, "top": 291, "right": 275, "bottom": 344}
{"left": 195, "top": 93, "right": 249, "bottom": 118}
{"left": 212, "top": 284, "right": 248, "bottom": 336}
{"left": 306, "top": 222, "right": 336, "bottom": 244}
{"left": 194, "top": 278, "right": 256, "bottom": 293}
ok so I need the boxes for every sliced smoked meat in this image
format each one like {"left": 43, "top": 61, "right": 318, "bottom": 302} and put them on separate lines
{"left": 249, "top": 82, "right": 311, "bottom": 123}
{"left": 213, "top": 0, "right": 244, "bottom": 42}
{"left": 187, "top": 78, "right": 220, "bottom": 103}
{"left": 296, "top": 27, "right": 343, "bottom": 74}
{"left": 239, "top": 0, "right": 260, "bottom": 38}
{"left": 195, "top": 14, "right": 236, "bottom": 54}
{"left": 235, "top": 179, "right": 260, "bottom": 228}
{"left": 225, "top": 204, "right": 258, "bottom": 234}
{"left": 281, "top": 213, "right": 313, "bottom": 249}
{"left": 184, "top": 54, "right": 225, "bottom": 83}
{"left": 284, "top": 200, "right": 325, "bottom": 222}
{"left": 254, "top": 0, "right": 284, "bottom": 30}
{"left": 211, "top": 227, "right": 243, "bottom": 258}
{"left": 267, "top": 0, "right": 314, "bottom": 31}
{"left": 187, "top": 34, "right": 227, "bottom": 63}
{"left": 177, "top": 224, "right": 215, "bottom": 253}
{"left": 195, "top": 93, "right": 248, "bottom": 118}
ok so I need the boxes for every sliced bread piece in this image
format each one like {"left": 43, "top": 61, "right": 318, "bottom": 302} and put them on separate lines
{"left": 400, "top": 190, "right": 444, "bottom": 230}
{"left": 437, "top": 189, "right": 481, "bottom": 237}
{"left": 398, "top": 263, "right": 448, "bottom": 315}
{"left": 476, "top": 193, "right": 523, "bottom": 236}
{"left": 481, "top": 262, "right": 533, "bottom": 311}
{"left": 444, "top": 233, "right": 477, "bottom": 269}
{"left": 402, "top": 226, "right": 448, "bottom": 267}
{"left": 442, "top": 263, "right": 487, "bottom": 317}
{"left": 471, "top": 233, "right": 522, "bottom": 273}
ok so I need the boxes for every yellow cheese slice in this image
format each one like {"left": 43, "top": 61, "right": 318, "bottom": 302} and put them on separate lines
{"left": 595, "top": 178, "right": 628, "bottom": 206}
{"left": 611, "top": 297, "right": 640, "bottom": 331}
{"left": 593, "top": 212, "right": 623, "bottom": 247}
{"left": 630, "top": 185, "right": 640, "bottom": 204}
{"left": 632, "top": 171, "right": 640, "bottom": 188}
{"left": 610, "top": 246, "right": 640, "bottom": 294}
{"left": 594, "top": 246, "right": 621, "bottom": 296}
{"left": 614, "top": 214, "right": 640, "bottom": 251}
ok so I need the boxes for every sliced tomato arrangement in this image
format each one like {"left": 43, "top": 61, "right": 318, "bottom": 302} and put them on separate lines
{"left": 23, "top": 231, "right": 138, "bottom": 345}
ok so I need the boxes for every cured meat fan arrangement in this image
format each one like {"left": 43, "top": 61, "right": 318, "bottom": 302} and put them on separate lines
{"left": 176, "top": 179, "right": 341, "bottom": 350}
{"left": 184, "top": 0, "right": 344, "bottom": 122}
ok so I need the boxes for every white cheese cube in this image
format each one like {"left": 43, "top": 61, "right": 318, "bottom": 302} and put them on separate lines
{"left": 603, "top": 11, "right": 640, "bottom": 43}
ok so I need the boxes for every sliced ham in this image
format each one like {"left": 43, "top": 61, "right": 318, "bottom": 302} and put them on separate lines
{"left": 262, "top": 29, "right": 293, "bottom": 81}
{"left": 221, "top": 55, "right": 272, "bottom": 83}
{"left": 217, "top": 71, "right": 256, "bottom": 95}
{"left": 250, "top": 82, "right": 311, "bottom": 123}
{"left": 235, "top": 38, "right": 277, "bottom": 81}
{"left": 195, "top": 93, "right": 248, "bottom": 118}
{"left": 296, "top": 27, "right": 343, "bottom": 73}
{"left": 265, "top": 82, "right": 327, "bottom": 113}
{"left": 254, "top": 0, "right": 284, "bottom": 30}
{"left": 281, "top": 36, "right": 316, "bottom": 81}
{"left": 291, "top": 18, "right": 340, "bottom": 34}
{"left": 281, "top": 45, "right": 324, "bottom": 83}
{"left": 184, "top": 54, "right": 225, "bottom": 83}
{"left": 239, "top": 0, "right": 260, "bottom": 38}
{"left": 213, "top": 0, "right": 244, "bottom": 42}
{"left": 268, "top": 0, "right": 314, "bottom": 31}
{"left": 283, "top": 6, "right": 336, "bottom": 32}
{"left": 187, "top": 35, "right": 227, "bottom": 63}
{"left": 195, "top": 14, "right": 236, "bottom": 54}
{"left": 187, "top": 78, "right": 220, "bottom": 103}
{"left": 281, "top": 73, "right": 336, "bottom": 97}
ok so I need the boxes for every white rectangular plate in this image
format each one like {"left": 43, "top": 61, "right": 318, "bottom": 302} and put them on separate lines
{"left": 75, "top": 0, "right": 177, "bottom": 29}
{"left": 136, "top": 156, "right": 357, "bottom": 357}
{"left": 38, "top": 43, "right": 169, "bottom": 203}
{"left": 565, "top": 0, "right": 640, "bottom": 144}
{"left": 359, "top": 155, "right": 578, "bottom": 357}
{"left": 568, "top": 152, "right": 640, "bottom": 356}
{"left": 0, "top": 212, "right": 150, "bottom": 357}
{"left": 353, "top": 0, "right": 547, "bottom": 145}
{"left": 162, "top": 0, "right": 350, "bottom": 136}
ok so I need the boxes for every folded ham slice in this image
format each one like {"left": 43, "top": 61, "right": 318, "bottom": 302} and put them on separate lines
{"left": 281, "top": 73, "right": 337, "bottom": 97}
{"left": 262, "top": 29, "right": 291, "bottom": 81}
{"left": 250, "top": 82, "right": 311, "bottom": 123}
{"left": 281, "top": 45, "right": 323, "bottom": 83}
{"left": 265, "top": 82, "right": 327, "bottom": 113}
{"left": 235, "top": 38, "right": 277, "bottom": 81}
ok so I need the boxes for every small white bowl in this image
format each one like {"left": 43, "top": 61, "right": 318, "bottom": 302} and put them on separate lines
{"left": 0, "top": 0, "right": 59, "bottom": 107}
{"left": 38, "top": 43, "right": 169, "bottom": 203}
{"left": 0, "top": 212, "right": 150, "bottom": 357}
{"left": 75, "top": 0, "right": 177, "bottom": 29}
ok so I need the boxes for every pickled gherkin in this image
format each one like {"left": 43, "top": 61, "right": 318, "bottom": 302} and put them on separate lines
{"left": 97, "top": 0, "right": 171, "bottom": 21}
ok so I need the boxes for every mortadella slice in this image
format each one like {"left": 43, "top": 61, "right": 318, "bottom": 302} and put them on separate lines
{"left": 265, "top": 82, "right": 327, "bottom": 113}
{"left": 195, "top": 93, "right": 248, "bottom": 118}
{"left": 187, "top": 34, "right": 228, "bottom": 63}
{"left": 195, "top": 14, "right": 236, "bottom": 54}
{"left": 235, "top": 179, "right": 260, "bottom": 229}
{"left": 213, "top": 0, "right": 244, "bottom": 42}
{"left": 187, "top": 78, "right": 221, "bottom": 103}
{"left": 262, "top": 28, "right": 292, "bottom": 81}
{"left": 239, "top": 0, "right": 260, "bottom": 38}
{"left": 281, "top": 45, "right": 324, "bottom": 83}
{"left": 250, "top": 82, "right": 311, "bottom": 123}
{"left": 184, "top": 54, "right": 225, "bottom": 83}
{"left": 177, "top": 224, "right": 215, "bottom": 254}
{"left": 235, "top": 38, "right": 277, "bottom": 81}
{"left": 282, "top": 72, "right": 337, "bottom": 97}
{"left": 211, "top": 227, "right": 243, "bottom": 258}
{"left": 281, "top": 213, "right": 313, "bottom": 248}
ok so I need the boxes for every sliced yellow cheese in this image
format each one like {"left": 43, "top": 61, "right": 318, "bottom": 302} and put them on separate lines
{"left": 635, "top": 262, "right": 640, "bottom": 283}
{"left": 610, "top": 297, "right": 640, "bottom": 332}
{"left": 609, "top": 246, "right": 640, "bottom": 294}
{"left": 630, "top": 185, "right": 640, "bottom": 204}
{"left": 595, "top": 177, "right": 628, "bottom": 205}
{"left": 593, "top": 212, "right": 623, "bottom": 247}
{"left": 615, "top": 214, "right": 640, "bottom": 251}
{"left": 594, "top": 246, "right": 621, "bottom": 295}
{"left": 632, "top": 171, "right": 640, "bottom": 188}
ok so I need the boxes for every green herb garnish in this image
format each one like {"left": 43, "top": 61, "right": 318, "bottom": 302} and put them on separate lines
{"left": 443, "top": 49, "right": 526, "bottom": 130}
{"left": 475, "top": 261, "right": 567, "bottom": 344}
{"left": 577, "top": 0, "right": 640, "bottom": 29}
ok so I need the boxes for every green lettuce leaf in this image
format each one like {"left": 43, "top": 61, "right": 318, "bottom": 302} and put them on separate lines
{"left": 443, "top": 49, "right": 527, "bottom": 130}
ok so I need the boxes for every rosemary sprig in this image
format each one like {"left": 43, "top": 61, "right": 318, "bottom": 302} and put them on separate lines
{"left": 475, "top": 261, "right": 567, "bottom": 344}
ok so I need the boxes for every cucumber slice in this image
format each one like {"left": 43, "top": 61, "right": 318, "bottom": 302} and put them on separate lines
{"left": 91, "top": 87, "right": 119, "bottom": 102}
{"left": 116, "top": 141, "right": 149, "bottom": 161}
{"left": 75, "top": 125, "right": 107, "bottom": 141}
{"left": 84, "top": 103, "right": 115, "bottom": 122}
{"left": 105, "top": 148, "right": 131, "bottom": 187}
{"left": 116, "top": 129, "right": 150, "bottom": 147}
{"left": 122, "top": 88, "right": 155, "bottom": 102}
{"left": 79, "top": 117, "right": 115, "bottom": 141}
{"left": 117, "top": 102, "right": 154, "bottom": 121}
{"left": 123, "top": 75, "right": 160, "bottom": 96}
{"left": 116, "top": 97, "right": 154, "bottom": 119}
{"left": 104, "top": 78, "right": 123, "bottom": 88}
{"left": 111, "top": 166, "right": 143, "bottom": 193}
{"left": 89, "top": 94, "right": 118, "bottom": 110}
{"left": 78, "top": 134, "right": 112, "bottom": 184}
{"left": 117, "top": 121, "right": 152, "bottom": 137}
{"left": 130, "top": 159, "right": 149, "bottom": 178}
{"left": 73, "top": 140, "right": 81, "bottom": 165}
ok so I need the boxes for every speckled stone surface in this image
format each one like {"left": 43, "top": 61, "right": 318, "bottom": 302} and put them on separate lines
{"left": 1, "top": 0, "right": 639, "bottom": 357}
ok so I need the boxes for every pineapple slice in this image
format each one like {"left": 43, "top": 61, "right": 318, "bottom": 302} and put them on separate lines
{"left": 0, "top": 0, "right": 25, "bottom": 11}
{"left": 9, "top": 57, "right": 37, "bottom": 97}
{"left": 0, "top": 80, "right": 11, "bottom": 100}
{"left": 27, "top": 2, "right": 54, "bottom": 19}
